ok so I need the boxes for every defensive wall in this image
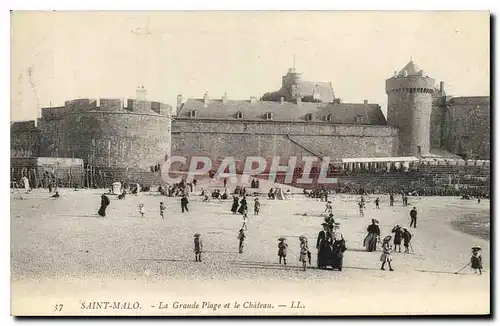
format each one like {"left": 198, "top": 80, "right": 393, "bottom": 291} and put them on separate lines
{"left": 171, "top": 119, "right": 401, "bottom": 169}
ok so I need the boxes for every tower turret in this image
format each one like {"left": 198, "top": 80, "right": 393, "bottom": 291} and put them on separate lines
{"left": 385, "top": 60, "right": 435, "bottom": 157}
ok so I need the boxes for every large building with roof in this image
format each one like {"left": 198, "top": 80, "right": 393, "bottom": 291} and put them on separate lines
{"left": 172, "top": 60, "right": 490, "bottom": 170}
{"left": 10, "top": 59, "right": 490, "bottom": 188}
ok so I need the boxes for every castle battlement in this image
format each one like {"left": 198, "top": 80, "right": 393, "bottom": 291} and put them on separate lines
{"left": 41, "top": 97, "right": 172, "bottom": 120}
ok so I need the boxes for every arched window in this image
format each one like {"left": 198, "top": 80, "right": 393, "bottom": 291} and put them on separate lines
{"left": 305, "top": 113, "right": 313, "bottom": 121}
{"left": 325, "top": 114, "right": 332, "bottom": 122}
{"left": 190, "top": 109, "right": 197, "bottom": 118}
{"left": 264, "top": 112, "right": 273, "bottom": 120}
{"left": 355, "top": 115, "right": 363, "bottom": 124}
{"left": 236, "top": 111, "right": 244, "bottom": 119}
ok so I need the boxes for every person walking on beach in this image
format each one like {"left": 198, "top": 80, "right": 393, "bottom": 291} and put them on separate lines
{"left": 231, "top": 196, "right": 239, "bottom": 214}
{"left": 194, "top": 233, "right": 203, "bottom": 262}
{"left": 375, "top": 197, "right": 380, "bottom": 209}
{"left": 181, "top": 194, "right": 189, "bottom": 213}
{"left": 238, "top": 229, "right": 246, "bottom": 254}
{"left": 391, "top": 224, "right": 403, "bottom": 253}
{"left": 254, "top": 198, "right": 260, "bottom": 216}
{"left": 97, "top": 194, "right": 110, "bottom": 217}
{"left": 410, "top": 207, "right": 417, "bottom": 228}
{"left": 324, "top": 201, "right": 333, "bottom": 215}
{"left": 160, "top": 202, "right": 166, "bottom": 219}
{"left": 402, "top": 228, "right": 412, "bottom": 253}
{"left": 380, "top": 236, "right": 394, "bottom": 271}
{"left": 389, "top": 193, "right": 394, "bottom": 207}
{"left": 358, "top": 200, "right": 365, "bottom": 217}
{"left": 470, "top": 246, "right": 483, "bottom": 275}
{"left": 138, "top": 203, "right": 145, "bottom": 218}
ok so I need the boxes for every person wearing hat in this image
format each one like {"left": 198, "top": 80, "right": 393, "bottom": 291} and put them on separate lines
{"left": 470, "top": 246, "right": 483, "bottom": 275}
{"left": 331, "top": 223, "right": 347, "bottom": 271}
{"left": 277, "top": 237, "right": 288, "bottom": 265}
{"left": 391, "top": 224, "right": 403, "bottom": 252}
{"left": 254, "top": 198, "right": 261, "bottom": 216}
{"left": 193, "top": 233, "right": 203, "bottom": 262}
{"left": 402, "top": 228, "right": 412, "bottom": 253}
{"left": 317, "top": 222, "right": 333, "bottom": 269}
{"left": 363, "top": 219, "right": 381, "bottom": 252}
{"left": 380, "top": 235, "right": 394, "bottom": 271}
{"left": 299, "top": 236, "right": 309, "bottom": 271}
{"left": 375, "top": 197, "right": 380, "bottom": 209}
{"left": 159, "top": 202, "right": 166, "bottom": 219}
{"left": 238, "top": 229, "right": 246, "bottom": 254}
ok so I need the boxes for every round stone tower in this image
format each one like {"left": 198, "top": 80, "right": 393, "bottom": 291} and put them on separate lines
{"left": 386, "top": 60, "right": 435, "bottom": 157}
{"left": 281, "top": 68, "right": 303, "bottom": 98}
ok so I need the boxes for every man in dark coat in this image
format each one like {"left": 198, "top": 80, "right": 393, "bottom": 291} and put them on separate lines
{"left": 389, "top": 193, "right": 394, "bottom": 206}
{"left": 181, "top": 194, "right": 189, "bottom": 213}
{"left": 402, "top": 228, "right": 412, "bottom": 253}
{"left": 391, "top": 224, "right": 403, "bottom": 252}
{"left": 410, "top": 207, "right": 417, "bottom": 228}
{"left": 98, "top": 194, "right": 110, "bottom": 217}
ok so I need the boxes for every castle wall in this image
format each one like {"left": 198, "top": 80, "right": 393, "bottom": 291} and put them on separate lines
{"left": 442, "top": 97, "right": 490, "bottom": 159}
{"left": 37, "top": 98, "right": 172, "bottom": 170}
{"left": 171, "top": 119, "right": 400, "bottom": 168}
{"left": 10, "top": 121, "right": 41, "bottom": 158}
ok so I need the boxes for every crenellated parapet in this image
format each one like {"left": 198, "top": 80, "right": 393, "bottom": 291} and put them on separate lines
{"left": 40, "top": 97, "right": 172, "bottom": 120}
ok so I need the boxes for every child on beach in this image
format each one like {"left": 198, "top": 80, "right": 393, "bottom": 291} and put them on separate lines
{"left": 242, "top": 213, "right": 248, "bottom": 231}
{"left": 254, "top": 198, "right": 260, "bottom": 216}
{"left": 159, "top": 202, "right": 166, "bottom": 219}
{"left": 138, "top": 203, "right": 145, "bottom": 218}
{"left": 277, "top": 237, "right": 288, "bottom": 265}
{"left": 380, "top": 235, "right": 394, "bottom": 271}
{"left": 299, "top": 236, "right": 309, "bottom": 271}
{"left": 471, "top": 246, "right": 483, "bottom": 275}
{"left": 238, "top": 229, "right": 246, "bottom": 254}
{"left": 194, "top": 233, "right": 203, "bottom": 262}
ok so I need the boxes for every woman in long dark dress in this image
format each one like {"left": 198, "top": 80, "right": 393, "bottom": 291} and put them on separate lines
{"left": 316, "top": 222, "right": 333, "bottom": 269}
{"left": 231, "top": 196, "right": 239, "bottom": 214}
{"left": 363, "top": 219, "right": 380, "bottom": 252}
{"left": 98, "top": 194, "right": 110, "bottom": 217}
{"left": 237, "top": 196, "right": 248, "bottom": 215}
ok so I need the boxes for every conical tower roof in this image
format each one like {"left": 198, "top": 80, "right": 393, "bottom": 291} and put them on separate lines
{"left": 397, "top": 60, "right": 424, "bottom": 77}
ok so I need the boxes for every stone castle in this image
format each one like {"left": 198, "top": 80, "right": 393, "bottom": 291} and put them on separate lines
{"left": 10, "top": 60, "right": 490, "bottom": 186}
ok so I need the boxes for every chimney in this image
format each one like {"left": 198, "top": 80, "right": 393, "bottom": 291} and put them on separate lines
{"left": 250, "top": 96, "right": 257, "bottom": 104}
{"left": 203, "top": 91, "right": 209, "bottom": 107}
{"left": 363, "top": 100, "right": 368, "bottom": 104}
{"left": 296, "top": 97, "right": 302, "bottom": 105}
{"left": 439, "top": 81, "right": 444, "bottom": 94}
{"left": 222, "top": 92, "right": 228, "bottom": 104}
{"left": 136, "top": 85, "right": 147, "bottom": 101}
{"left": 176, "top": 94, "right": 184, "bottom": 109}
{"left": 280, "top": 97, "right": 285, "bottom": 104}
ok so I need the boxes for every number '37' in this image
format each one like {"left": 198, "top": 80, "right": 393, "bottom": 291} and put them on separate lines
{"left": 53, "top": 304, "right": 64, "bottom": 312}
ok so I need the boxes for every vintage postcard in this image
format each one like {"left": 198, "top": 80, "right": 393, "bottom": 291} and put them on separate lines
{"left": 10, "top": 11, "right": 490, "bottom": 316}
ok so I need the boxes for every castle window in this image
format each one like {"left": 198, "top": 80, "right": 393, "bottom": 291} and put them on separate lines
{"left": 236, "top": 111, "right": 244, "bottom": 119}
{"left": 305, "top": 113, "right": 313, "bottom": 121}
{"left": 190, "top": 109, "right": 197, "bottom": 118}
{"left": 325, "top": 114, "right": 332, "bottom": 122}
{"left": 355, "top": 115, "right": 363, "bottom": 124}
{"left": 264, "top": 112, "right": 273, "bottom": 120}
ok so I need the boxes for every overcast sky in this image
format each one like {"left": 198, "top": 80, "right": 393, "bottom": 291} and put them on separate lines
{"left": 11, "top": 11, "right": 490, "bottom": 121}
